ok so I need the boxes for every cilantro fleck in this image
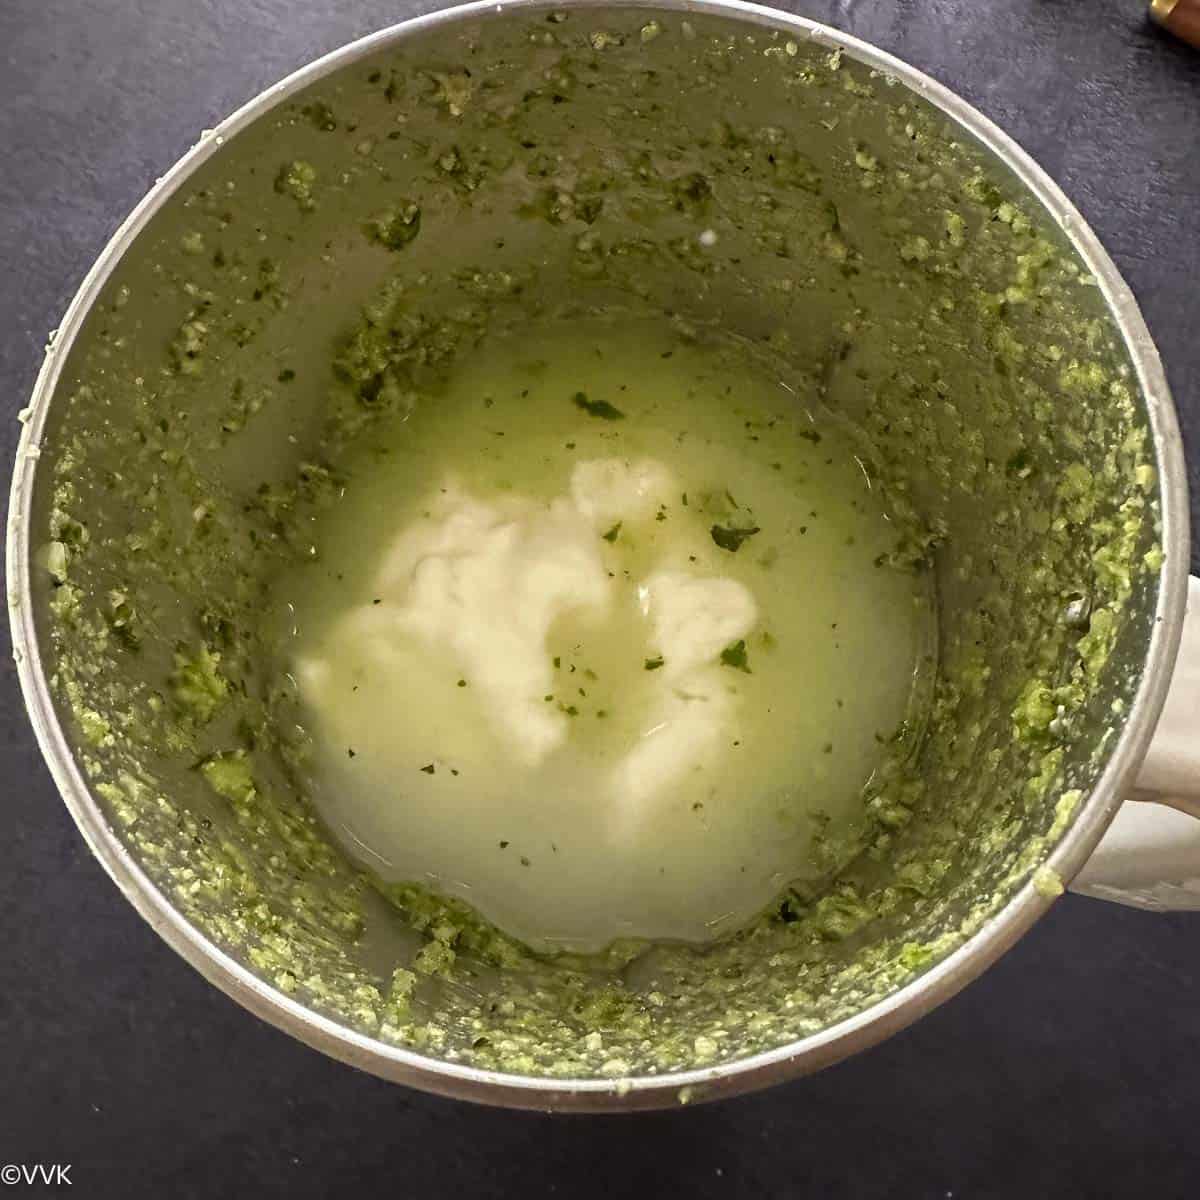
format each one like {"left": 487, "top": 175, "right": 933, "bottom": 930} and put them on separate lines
{"left": 420, "top": 763, "right": 436, "bottom": 774}
{"left": 602, "top": 522, "right": 622, "bottom": 543}
{"left": 365, "top": 202, "right": 422, "bottom": 251}
{"left": 277, "top": 368, "right": 296, "bottom": 383}
{"left": 644, "top": 656, "right": 665, "bottom": 671}
{"left": 301, "top": 100, "right": 337, "bottom": 132}
{"left": 347, "top": 747, "right": 357, "bottom": 758}
{"left": 1006, "top": 448, "right": 1032, "bottom": 477}
{"left": 720, "top": 640, "right": 752, "bottom": 673}
{"left": 520, "top": 856, "right": 531, "bottom": 867}
{"left": 499, "top": 840, "right": 509, "bottom": 849}
{"left": 711, "top": 524, "right": 761, "bottom": 552}
{"left": 457, "top": 679, "right": 468, "bottom": 687}
{"left": 572, "top": 391, "right": 625, "bottom": 420}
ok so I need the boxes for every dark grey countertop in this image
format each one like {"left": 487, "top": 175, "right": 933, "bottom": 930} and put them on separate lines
{"left": 1, "top": 2, "right": 1198, "bottom": 1196}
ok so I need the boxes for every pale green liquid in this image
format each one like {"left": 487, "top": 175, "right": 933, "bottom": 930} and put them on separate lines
{"left": 275, "top": 318, "right": 934, "bottom": 952}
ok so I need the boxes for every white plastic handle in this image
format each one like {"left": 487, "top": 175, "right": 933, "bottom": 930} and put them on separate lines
{"left": 1071, "top": 575, "right": 1200, "bottom": 910}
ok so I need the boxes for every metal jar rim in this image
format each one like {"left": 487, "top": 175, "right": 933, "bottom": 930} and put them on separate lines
{"left": 6, "top": 0, "right": 1190, "bottom": 1111}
